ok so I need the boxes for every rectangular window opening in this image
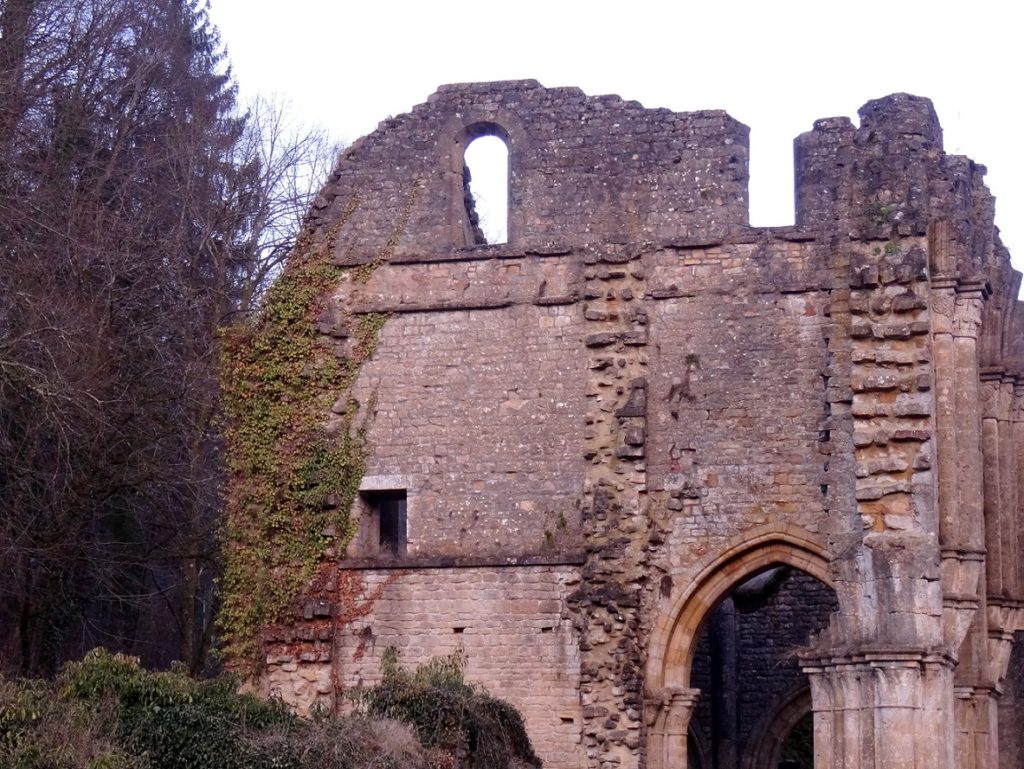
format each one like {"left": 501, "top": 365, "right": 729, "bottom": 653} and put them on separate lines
{"left": 363, "top": 490, "right": 407, "bottom": 555}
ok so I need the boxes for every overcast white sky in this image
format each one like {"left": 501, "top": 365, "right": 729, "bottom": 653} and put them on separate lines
{"left": 209, "top": 0, "right": 1022, "bottom": 276}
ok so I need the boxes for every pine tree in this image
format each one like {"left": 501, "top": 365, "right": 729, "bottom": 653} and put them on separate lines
{"left": 0, "top": 0, "right": 330, "bottom": 675}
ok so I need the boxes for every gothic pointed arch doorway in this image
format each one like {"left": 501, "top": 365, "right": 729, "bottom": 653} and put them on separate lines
{"left": 645, "top": 531, "right": 837, "bottom": 769}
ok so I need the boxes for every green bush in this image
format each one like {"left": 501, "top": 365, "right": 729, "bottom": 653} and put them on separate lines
{"left": 353, "top": 650, "right": 541, "bottom": 769}
{"left": 0, "top": 674, "right": 135, "bottom": 769}
{"left": 2, "top": 649, "right": 535, "bottom": 769}
{"left": 57, "top": 649, "right": 294, "bottom": 769}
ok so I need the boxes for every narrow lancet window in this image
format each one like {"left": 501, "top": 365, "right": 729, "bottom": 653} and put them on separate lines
{"left": 463, "top": 134, "right": 508, "bottom": 245}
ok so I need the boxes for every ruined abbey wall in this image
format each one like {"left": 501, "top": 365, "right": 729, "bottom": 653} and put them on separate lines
{"left": 246, "top": 81, "right": 1024, "bottom": 769}
{"left": 348, "top": 301, "right": 587, "bottom": 556}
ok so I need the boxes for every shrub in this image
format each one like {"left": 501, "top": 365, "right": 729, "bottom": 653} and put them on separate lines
{"left": 353, "top": 650, "right": 541, "bottom": 769}
{"left": 0, "top": 674, "right": 135, "bottom": 769}
{"left": 251, "top": 715, "right": 427, "bottom": 769}
{"left": 3, "top": 649, "right": 536, "bottom": 769}
{"left": 58, "top": 649, "right": 294, "bottom": 769}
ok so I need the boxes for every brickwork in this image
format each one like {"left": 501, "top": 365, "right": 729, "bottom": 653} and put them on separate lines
{"left": 333, "top": 565, "right": 584, "bottom": 768}
{"left": 346, "top": 300, "right": 587, "bottom": 557}
{"left": 237, "top": 82, "right": 1024, "bottom": 769}
{"left": 646, "top": 270, "right": 831, "bottom": 539}
{"left": 306, "top": 81, "right": 749, "bottom": 264}
{"left": 735, "top": 573, "right": 836, "bottom": 752}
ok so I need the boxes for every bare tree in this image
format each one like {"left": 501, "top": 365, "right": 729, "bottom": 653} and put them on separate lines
{"left": 227, "top": 95, "right": 340, "bottom": 316}
{"left": 0, "top": 0, "right": 336, "bottom": 675}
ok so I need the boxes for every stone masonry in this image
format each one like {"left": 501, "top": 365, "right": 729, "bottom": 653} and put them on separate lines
{"left": 244, "top": 81, "right": 1024, "bottom": 769}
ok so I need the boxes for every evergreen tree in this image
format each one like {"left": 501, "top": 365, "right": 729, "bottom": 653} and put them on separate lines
{"left": 0, "top": 0, "right": 332, "bottom": 675}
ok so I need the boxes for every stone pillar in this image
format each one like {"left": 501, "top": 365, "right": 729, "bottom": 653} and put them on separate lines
{"left": 955, "top": 686, "right": 1000, "bottom": 769}
{"left": 644, "top": 687, "right": 700, "bottom": 769}
{"left": 932, "top": 280, "right": 959, "bottom": 547}
{"left": 803, "top": 651, "right": 955, "bottom": 769}
{"left": 996, "top": 378, "right": 1018, "bottom": 598}
{"left": 710, "top": 598, "right": 739, "bottom": 769}
{"left": 948, "top": 285, "right": 998, "bottom": 769}
{"left": 1011, "top": 384, "right": 1024, "bottom": 599}
{"left": 968, "top": 373, "right": 1021, "bottom": 769}
{"left": 956, "top": 589, "right": 996, "bottom": 769}
{"left": 980, "top": 376, "right": 1004, "bottom": 596}
{"left": 933, "top": 280, "right": 987, "bottom": 653}
{"left": 953, "top": 288, "right": 986, "bottom": 555}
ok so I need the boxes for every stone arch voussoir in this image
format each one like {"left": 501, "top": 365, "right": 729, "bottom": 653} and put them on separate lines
{"left": 646, "top": 524, "right": 832, "bottom": 692}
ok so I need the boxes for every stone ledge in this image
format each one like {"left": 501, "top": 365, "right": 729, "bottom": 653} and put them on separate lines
{"left": 799, "top": 646, "right": 957, "bottom": 669}
{"left": 337, "top": 551, "right": 587, "bottom": 571}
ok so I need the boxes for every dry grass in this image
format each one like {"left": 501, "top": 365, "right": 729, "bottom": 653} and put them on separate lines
{"left": 247, "top": 715, "right": 428, "bottom": 769}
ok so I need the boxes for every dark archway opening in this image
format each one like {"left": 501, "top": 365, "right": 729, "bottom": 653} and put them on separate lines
{"left": 777, "top": 712, "right": 813, "bottom": 769}
{"left": 687, "top": 567, "right": 836, "bottom": 769}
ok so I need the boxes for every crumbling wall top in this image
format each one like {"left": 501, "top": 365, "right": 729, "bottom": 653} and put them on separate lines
{"left": 309, "top": 80, "right": 751, "bottom": 262}
{"left": 302, "top": 81, "right": 1019, "bottom": 349}
{"left": 858, "top": 92, "right": 943, "bottom": 149}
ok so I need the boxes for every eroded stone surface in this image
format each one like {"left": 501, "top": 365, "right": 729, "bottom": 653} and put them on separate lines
{"left": 241, "top": 82, "right": 1024, "bottom": 769}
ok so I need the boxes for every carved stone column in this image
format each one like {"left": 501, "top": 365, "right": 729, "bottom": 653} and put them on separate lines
{"left": 948, "top": 284, "right": 997, "bottom": 769}
{"left": 979, "top": 374, "right": 1021, "bottom": 649}
{"left": 996, "top": 377, "right": 1018, "bottom": 598}
{"left": 931, "top": 280, "right": 958, "bottom": 548}
{"left": 952, "top": 287, "right": 986, "bottom": 556}
{"left": 803, "top": 651, "right": 955, "bottom": 769}
{"left": 1011, "top": 383, "right": 1024, "bottom": 599}
{"left": 955, "top": 685, "right": 1000, "bottom": 769}
{"left": 933, "top": 280, "right": 987, "bottom": 654}
{"left": 980, "top": 375, "right": 1004, "bottom": 596}
{"left": 644, "top": 687, "right": 700, "bottom": 769}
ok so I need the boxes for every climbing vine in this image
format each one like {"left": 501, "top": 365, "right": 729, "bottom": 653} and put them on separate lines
{"left": 218, "top": 180, "right": 422, "bottom": 672}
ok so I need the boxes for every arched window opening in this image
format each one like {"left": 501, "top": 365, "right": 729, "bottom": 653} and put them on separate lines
{"left": 686, "top": 567, "right": 835, "bottom": 769}
{"left": 463, "top": 133, "right": 508, "bottom": 245}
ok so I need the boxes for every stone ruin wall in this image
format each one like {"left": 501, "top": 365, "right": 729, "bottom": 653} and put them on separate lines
{"left": 249, "top": 81, "right": 1024, "bottom": 769}
{"left": 333, "top": 565, "right": 584, "bottom": 768}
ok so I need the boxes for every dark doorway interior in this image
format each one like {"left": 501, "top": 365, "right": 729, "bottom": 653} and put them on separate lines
{"left": 688, "top": 568, "right": 835, "bottom": 769}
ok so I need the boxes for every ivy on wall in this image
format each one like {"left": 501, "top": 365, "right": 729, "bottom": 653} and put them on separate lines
{"left": 219, "top": 198, "right": 362, "bottom": 671}
{"left": 218, "top": 178, "right": 423, "bottom": 673}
